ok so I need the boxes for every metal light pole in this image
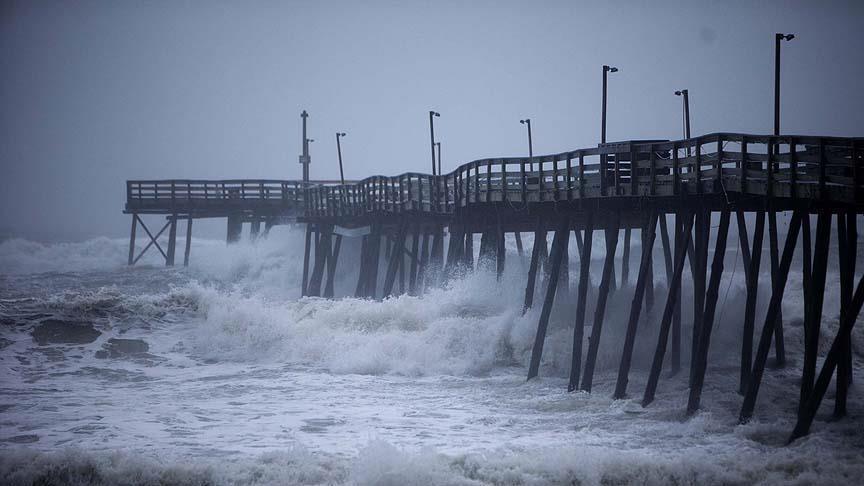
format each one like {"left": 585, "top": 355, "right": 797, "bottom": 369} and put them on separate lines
{"left": 774, "top": 33, "right": 795, "bottom": 136}
{"left": 300, "top": 110, "right": 311, "bottom": 182}
{"left": 429, "top": 111, "right": 440, "bottom": 176}
{"left": 675, "top": 89, "right": 691, "bottom": 156}
{"left": 435, "top": 141, "right": 442, "bottom": 176}
{"left": 520, "top": 118, "right": 533, "bottom": 171}
{"left": 601, "top": 65, "right": 618, "bottom": 144}
{"left": 336, "top": 132, "right": 346, "bottom": 186}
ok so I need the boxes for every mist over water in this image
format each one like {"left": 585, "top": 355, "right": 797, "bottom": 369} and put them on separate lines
{"left": 1, "top": 226, "right": 862, "bottom": 485}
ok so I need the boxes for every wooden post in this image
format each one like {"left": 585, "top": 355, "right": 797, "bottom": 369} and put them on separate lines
{"left": 354, "top": 235, "right": 369, "bottom": 298}
{"left": 464, "top": 230, "right": 474, "bottom": 269}
{"left": 302, "top": 224, "right": 313, "bottom": 297}
{"left": 496, "top": 219, "right": 506, "bottom": 280}
{"left": 835, "top": 211, "right": 856, "bottom": 417}
{"left": 523, "top": 219, "right": 546, "bottom": 314}
{"left": 527, "top": 217, "right": 570, "bottom": 380}
{"left": 790, "top": 272, "right": 864, "bottom": 442}
{"left": 798, "top": 212, "right": 830, "bottom": 413}
{"left": 687, "top": 209, "right": 731, "bottom": 414}
{"left": 581, "top": 212, "right": 620, "bottom": 392}
{"left": 515, "top": 232, "right": 524, "bottom": 257}
{"left": 128, "top": 214, "right": 138, "bottom": 266}
{"left": 768, "top": 210, "right": 786, "bottom": 367}
{"left": 444, "top": 224, "right": 464, "bottom": 277}
{"left": 416, "top": 232, "right": 430, "bottom": 293}
{"left": 614, "top": 211, "right": 658, "bottom": 399}
{"left": 739, "top": 211, "right": 765, "bottom": 394}
{"left": 383, "top": 223, "right": 408, "bottom": 297}
{"left": 409, "top": 227, "right": 420, "bottom": 295}
{"left": 621, "top": 228, "right": 631, "bottom": 286}
{"left": 226, "top": 215, "right": 243, "bottom": 244}
{"left": 324, "top": 234, "right": 343, "bottom": 298}
{"left": 642, "top": 210, "right": 695, "bottom": 407}
{"left": 307, "top": 225, "right": 331, "bottom": 297}
{"left": 166, "top": 217, "right": 177, "bottom": 266}
{"left": 568, "top": 215, "right": 594, "bottom": 392}
{"left": 690, "top": 209, "right": 710, "bottom": 386}
{"left": 365, "top": 225, "right": 382, "bottom": 299}
{"left": 250, "top": 219, "right": 261, "bottom": 240}
{"left": 183, "top": 215, "right": 193, "bottom": 267}
{"left": 739, "top": 211, "right": 802, "bottom": 423}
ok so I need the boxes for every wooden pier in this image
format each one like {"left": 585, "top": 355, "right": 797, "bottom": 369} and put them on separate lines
{"left": 125, "top": 132, "right": 863, "bottom": 442}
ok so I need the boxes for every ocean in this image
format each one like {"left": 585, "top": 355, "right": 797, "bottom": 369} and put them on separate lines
{"left": 1, "top": 226, "right": 862, "bottom": 485}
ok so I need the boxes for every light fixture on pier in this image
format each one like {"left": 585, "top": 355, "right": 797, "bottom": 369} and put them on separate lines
{"left": 520, "top": 118, "right": 533, "bottom": 171}
{"left": 601, "top": 65, "right": 618, "bottom": 144}
{"left": 336, "top": 132, "right": 347, "bottom": 186}
{"left": 429, "top": 111, "right": 440, "bottom": 176}
{"left": 774, "top": 33, "right": 795, "bottom": 136}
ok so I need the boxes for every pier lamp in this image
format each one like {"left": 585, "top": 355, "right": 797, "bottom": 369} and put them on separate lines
{"left": 601, "top": 65, "right": 618, "bottom": 144}
{"left": 675, "top": 89, "right": 692, "bottom": 155}
{"left": 429, "top": 111, "right": 440, "bottom": 175}
{"left": 520, "top": 118, "right": 533, "bottom": 171}
{"left": 336, "top": 132, "right": 346, "bottom": 186}
{"left": 774, "top": 33, "right": 795, "bottom": 136}
{"left": 435, "top": 141, "right": 442, "bottom": 176}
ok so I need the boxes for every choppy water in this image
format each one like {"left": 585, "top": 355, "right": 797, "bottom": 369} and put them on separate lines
{"left": 1, "top": 227, "right": 862, "bottom": 485}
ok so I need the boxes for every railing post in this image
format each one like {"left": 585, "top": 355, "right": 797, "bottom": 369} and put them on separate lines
{"left": 501, "top": 159, "right": 508, "bottom": 202}
{"left": 740, "top": 137, "right": 748, "bottom": 194}
{"left": 485, "top": 160, "right": 492, "bottom": 203}
{"left": 649, "top": 145, "right": 657, "bottom": 196}
{"left": 789, "top": 137, "right": 797, "bottom": 198}
{"left": 579, "top": 151, "right": 585, "bottom": 198}
{"left": 538, "top": 156, "right": 545, "bottom": 201}
{"left": 819, "top": 139, "right": 827, "bottom": 200}
{"left": 767, "top": 138, "right": 775, "bottom": 198}
{"left": 552, "top": 157, "right": 560, "bottom": 201}
{"left": 854, "top": 140, "right": 861, "bottom": 202}
{"left": 672, "top": 142, "right": 680, "bottom": 196}
{"left": 566, "top": 155, "right": 573, "bottom": 200}
{"left": 521, "top": 158, "right": 527, "bottom": 203}
{"left": 630, "top": 147, "right": 637, "bottom": 195}
{"left": 715, "top": 136, "right": 723, "bottom": 190}
{"left": 695, "top": 140, "right": 702, "bottom": 194}
{"left": 474, "top": 161, "right": 480, "bottom": 204}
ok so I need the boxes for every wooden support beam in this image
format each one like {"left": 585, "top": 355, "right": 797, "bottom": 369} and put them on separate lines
{"left": 307, "top": 225, "right": 331, "bottom": 297}
{"left": 324, "top": 234, "right": 343, "bottom": 298}
{"left": 409, "top": 227, "right": 420, "bottom": 295}
{"left": 132, "top": 218, "right": 170, "bottom": 265}
{"left": 642, "top": 211, "right": 695, "bottom": 407}
{"left": 739, "top": 212, "right": 765, "bottom": 394}
{"left": 183, "top": 215, "right": 193, "bottom": 267}
{"left": 444, "top": 224, "right": 464, "bottom": 278}
{"left": 644, "top": 222, "right": 655, "bottom": 311}
{"left": 799, "top": 212, "right": 830, "bottom": 414}
{"left": 128, "top": 214, "right": 138, "bottom": 266}
{"left": 527, "top": 217, "right": 570, "bottom": 380}
{"left": 581, "top": 212, "right": 621, "bottom": 392}
{"left": 739, "top": 211, "right": 802, "bottom": 423}
{"left": 416, "top": 232, "right": 430, "bottom": 294}
{"left": 464, "top": 231, "right": 474, "bottom": 270}
{"left": 790, "top": 271, "right": 864, "bottom": 442}
{"left": 690, "top": 209, "right": 710, "bottom": 386}
{"left": 736, "top": 210, "right": 752, "bottom": 275}
{"left": 227, "top": 215, "right": 243, "bottom": 244}
{"left": 250, "top": 219, "right": 261, "bottom": 240}
{"left": 835, "top": 211, "right": 856, "bottom": 417}
{"left": 621, "top": 228, "right": 631, "bottom": 286}
{"left": 768, "top": 210, "right": 786, "bottom": 367}
{"left": 302, "top": 225, "right": 313, "bottom": 297}
{"left": 658, "top": 215, "right": 678, "bottom": 374}
{"left": 166, "top": 217, "right": 177, "bottom": 266}
{"left": 496, "top": 225, "right": 506, "bottom": 280}
{"left": 429, "top": 225, "right": 444, "bottom": 286}
{"left": 614, "top": 211, "right": 658, "bottom": 399}
{"left": 354, "top": 235, "right": 369, "bottom": 298}
{"left": 671, "top": 214, "right": 683, "bottom": 375}
{"left": 366, "top": 226, "right": 382, "bottom": 298}
{"left": 383, "top": 222, "right": 408, "bottom": 297}
{"left": 523, "top": 219, "right": 546, "bottom": 314}
{"left": 568, "top": 215, "right": 594, "bottom": 392}
{"left": 687, "top": 209, "right": 731, "bottom": 415}
{"left": 515, "top": 231, "right": 524, "bottom": 257}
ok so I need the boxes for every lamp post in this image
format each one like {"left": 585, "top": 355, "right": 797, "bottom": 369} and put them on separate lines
{"left": 429, "top": 111, "right": 440, "bottom": 176}
{"left": 435, "top": 141, "right": 442, "bottom": 176}
{"left": 520, "top": 118, "right": 533, "bottom": 171}
{"left": 675, "top": 89, "right": 691, "bottom": 156}
{"left": 300, "top": 110, "right": 311, "bottom": 182}
{"left": 774, "top": 33, "right": 795, "bottom": 136}
{"left": 601, "top": 65, "right": 618, "bottom": 144}
{"left": 336, "top": 132, "right": 346, "bottom": 186}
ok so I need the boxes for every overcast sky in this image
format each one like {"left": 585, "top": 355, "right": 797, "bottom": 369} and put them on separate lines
{"left": 1, "top": 0, "right": 862, "bottom": 240}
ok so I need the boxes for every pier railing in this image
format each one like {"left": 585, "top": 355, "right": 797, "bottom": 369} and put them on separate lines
{"left": 303, "top": 133, "right": 862, "bottom": 217}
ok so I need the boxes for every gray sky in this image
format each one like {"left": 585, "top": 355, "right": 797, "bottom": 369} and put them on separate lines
{"left": 2, "top": 0, "right": 862, "bottom": 240}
